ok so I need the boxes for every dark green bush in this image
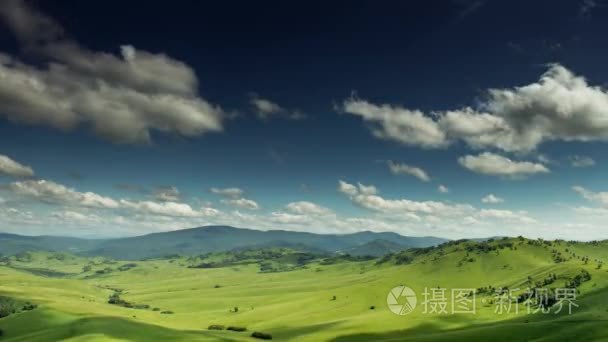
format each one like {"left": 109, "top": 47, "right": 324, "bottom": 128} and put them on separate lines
{"left": 251, "top": 331, "right": 272, "bottom": 340}
{"left": 208, "top": 324, "right": 225, "bottom": 330}
{"left": 227, "top": 326, "right": 247, "bottom": 332}
{"left": 160, "top": 310, "right": 174, "bottom": 314}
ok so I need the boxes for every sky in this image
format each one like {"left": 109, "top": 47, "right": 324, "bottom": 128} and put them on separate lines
{"left": 1, "top": 0, "right": 608, "bottom": 240}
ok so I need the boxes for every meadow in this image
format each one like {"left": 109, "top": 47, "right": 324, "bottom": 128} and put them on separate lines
{"left": 1, "top": 237, "right": 607, "bottom": 341}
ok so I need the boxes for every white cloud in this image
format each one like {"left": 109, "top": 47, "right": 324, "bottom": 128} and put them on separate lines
{"left": 6, "top": 178, "right": 222, "bottom": 218}
{"left": 221, "top": 198, "right": 259, "bottom": 210}
{"left": 387, "top": 161, "right": 430, "bottom": 182}
{"left": 210, "top": 186, "right": 258, "bottom": 210}
{"left": 479, "top": 209, "right": 536, "bottom": 224}
{"left": 341, "top": 98, "right": 447, "bottom": 148}
{"left": 153, "top": 186, "right": 180, "bottom": 202}
{"left": 571, "top": 206, "right": 608, "bottom": 216}
{"left": 481, "top": 194, "right": 504, "bottom": 204}
{"left": 458, "top": 152, "right": 549, "bottom": 178}
{"left": 0, "top": 154, "right": 34, "bottom": 177}
{"left": 437, "top": 185, "right": 449, "bottom": 193}
{"left": 9, "top": 179, "right": 119, "bottom": 208}
{"left": 0, "top": 0, "right": 223, "bottom": 144}
{"left": 52, "top": 210, "right": 100, "bottom": 222}
{"left": 569, "top": 155, "right": 595, "bottom": 168}
{"left": 338, "top": 180, "right": 358, "bottom": 196}
{"left": 573, "top": 186, "right": 608, "bottom": 206}
{"left": 250, "top": 93, "right": 305, "bottom": 120}
{"left": 285, "top": 201, "right": 332, "bottom": 215}
{"left": 210, "top": 187, "right": 244, "bottom": 198}
{"left": 342, "top": 64, "right": 608, "bottom": 152}
{"left": 120, "top": 199, "right": 218, "bottom": 217}
{"left": 338, "top": 180, "right": 473, "bottom": 217}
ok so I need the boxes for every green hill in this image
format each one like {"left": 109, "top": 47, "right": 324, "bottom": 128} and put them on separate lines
{"left": 341, "top": 239, "right": 408, "bottom": 257}
{"left": 0, "top": 237, "right": 607, "bottom": 341}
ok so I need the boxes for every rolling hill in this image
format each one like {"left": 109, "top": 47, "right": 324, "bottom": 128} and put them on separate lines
{"left": 0, "top": 237, "right": 607, "bottom": 341}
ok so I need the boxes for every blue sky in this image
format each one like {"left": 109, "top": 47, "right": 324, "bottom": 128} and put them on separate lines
{"left": 0, "top": 0, "right": 607, "bottom": 239}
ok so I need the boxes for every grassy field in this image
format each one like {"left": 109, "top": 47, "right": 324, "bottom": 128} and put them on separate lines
{"left": 1, "top": 238, "right": 608, "bottom": 341}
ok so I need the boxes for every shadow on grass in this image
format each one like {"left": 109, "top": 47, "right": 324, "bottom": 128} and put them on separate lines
{"left": 330, "top": 312, "right": 608, "bottom": 342}
{"left": 269, "top": 320, "right": 343, "bottom": 340}
{"left": 0, "top": 309, "right": 239, "bottom": 342}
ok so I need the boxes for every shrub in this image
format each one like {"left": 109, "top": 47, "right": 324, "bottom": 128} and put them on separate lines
{"left": 208, "top": 324, "right": 225, "bottom": 330}
{"left": 152, "top": 307, "right": 160, "bottom": 311}
{"left": 22, "top": 302, "right": 37, "bottom": 311}
{"left": 251, "top": 331, "right": 272, "bottom": 340}
{"left": 160, "top": 310, "right": 174, "bottom": 314}
{"left": 227, "top": 326, "right": 247, "bottom": 332}
{"left": 369, "top": 305, "right": 375, "bottom": 310}
{"left": 118, "top": 263, "right": 138, "bottom": 271}
{"left": 395, "top": 254, "right": 413, "bottom": 265}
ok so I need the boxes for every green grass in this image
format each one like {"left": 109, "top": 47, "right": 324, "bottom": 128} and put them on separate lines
{"left": 1, "top": 238, "right": 608, "bottom": 341}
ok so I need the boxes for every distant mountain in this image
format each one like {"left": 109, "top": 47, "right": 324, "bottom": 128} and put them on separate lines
{"left": 0, "top": 233, "right": 103, "bottom": 256}
{"left": 0, "top": 225, "right": 448, "bottom": 259}
{"left": 340, "top": 239, "right": 408, "bottom": 257}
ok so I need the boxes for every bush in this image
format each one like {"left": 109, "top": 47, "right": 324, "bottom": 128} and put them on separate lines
{"left": 22, "top": 302, "right": 37, "bottom": 311}
{"left": 251, "top": 331, "right": 272, "bottom": 340}
{"left": 208, "top": 324, "right": 225, "bottom": 330}
{"left": 118, "top": 263, "right": 138, "bottom": 271}
{"left": 227, "top": 326, "right": 247, "bottom": 332}
{"left": 160, "top": 310, "right": 174, "bottom": 314}
{"left": 152, "top": 307, "right": 160, "bottom": 311}
{"left": 369, "top": 305, "right": 375, "bottom": 310}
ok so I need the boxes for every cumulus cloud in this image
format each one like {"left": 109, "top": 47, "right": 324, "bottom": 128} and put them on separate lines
{"left": 569, "top": 155, "right": 595, "bottom": 168}
{"left": 342, "top": 64, "right": 608, "bottom": 152}
{"left": 337, "top": 180, "right": 539, "bottom": 230}
{"left": 338, "top": 180, "right": 473, "bottom": 217}
{"left": 573, "top": 186, "right": 608, "bottom": 206}
{"left": 5, "top": 178, "right": 221, "bottom": 219}
{"left": 9, "top": 179, "right": 119, "bottom": 208}
{"left": 285, "top": 201, "right": 332, "bottom": 215}
{"left": 438, "top": 185, "right": 449, "bottom": 193}
{"left": 153, "top": 186, "right": 180, "bottom": 202}
{"left": 387, "top": 161, "right": 430, "bottom": 182}
{"left": 0, "top": 0, "right": 223, "bottom": 144}
{"left": 209, "top": 186, "right": 258, "bottom": 210}
{"left": 52, "top": 210, "right": 100, "bottom": 222}
{"left": 0, "top": 154, "right": 34, "bottom": 177}
{"left": 120, "top": 199, "right": 219, "bottom": 217}
{"left": 478, "top": 209, "right": 536, "bottom": 224}
{"left": 221, "top": 198, "right": 259, "bottom": 210}
{"left": 341, "top": 99, "right": 447, "bottom": 148}
{"left": 249, "top": 93, "right": 305, "bottom": 120}
{"left": 458, "top": 152, "right": 549, "bottom": 178}
{"left": 481, "top": 194, "right": 504, "bottom": 204}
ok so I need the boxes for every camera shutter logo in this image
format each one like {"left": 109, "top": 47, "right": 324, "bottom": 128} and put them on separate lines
{"left": 387, "top": 285, "right": 417, "bottom": 315}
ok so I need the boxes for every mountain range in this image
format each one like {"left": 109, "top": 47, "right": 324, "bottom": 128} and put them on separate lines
{"left": 0, "top": 226, "right": 448, "bottom": 259}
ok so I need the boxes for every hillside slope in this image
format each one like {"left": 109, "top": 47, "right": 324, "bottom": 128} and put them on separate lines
{"left": 0, "top": 237, "right": 606, "bottom": 341}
